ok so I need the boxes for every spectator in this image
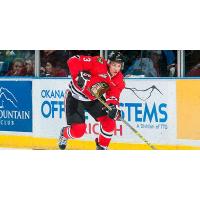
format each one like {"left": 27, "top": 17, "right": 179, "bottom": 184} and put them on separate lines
{"left": 150, "top": 51, "right": 161, "bottom": 76}
{"left": 124, "top": 57, "right": 158, "bottom": 77}
{"left": 24, "top": 59, "right": 34, "bottom": 76}
{"left": 186, "top": 62, "right": 200, "bottom": 77}
{"left": 40, "top": 62, "right": 67, "bottom": 77}
{"left": 6, "top": 58, "right": 26, "bottom": 76}
{"left": 40, "top": 50, "right": 69, "bottom": 76}
{"left": 162, "top": 50, "right": 177, "bottom": 77}
{"left": 185, "top": 50, "right": 200, "bottom": 75}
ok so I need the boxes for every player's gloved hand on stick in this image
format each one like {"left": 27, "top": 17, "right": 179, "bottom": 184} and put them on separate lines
{"left": 76, "top": 71, "right": 91, "bottom": 89}
{"left": 107, "top": 104, "right": 121, "bottom": 120}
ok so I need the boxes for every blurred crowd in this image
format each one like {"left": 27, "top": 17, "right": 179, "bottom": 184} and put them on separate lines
{"left": 117, "top": 50, "right": 177, "bottom": 77}
{"left": 1, "top": 50, "right": 200, "bottom": 77}
{"left": 0, "top": 50, "right": 100, "bottom": 77}
{"left": 39, "top": 50, "right": 99, "bottom": 77}
{"left": 0, "top": 50, "right": 35, "bottom": 76}
{"left": 40, "top": 50, "right": 68, "bottom": 77}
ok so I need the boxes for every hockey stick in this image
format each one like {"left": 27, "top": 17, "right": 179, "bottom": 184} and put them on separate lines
{"left": 89, "top": 88, "right": 157, "bottom": 150}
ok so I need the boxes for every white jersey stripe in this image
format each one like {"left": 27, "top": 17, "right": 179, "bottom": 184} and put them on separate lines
{"left": 68, "top": 81, "right": 91, "bottom": 102}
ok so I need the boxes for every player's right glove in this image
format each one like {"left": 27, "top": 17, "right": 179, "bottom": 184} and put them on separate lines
{"left": 107, "top": 104, "right": 121, "bottom": 120}
{"left": 76, "top": 71, "right": 91, "bottom": 89}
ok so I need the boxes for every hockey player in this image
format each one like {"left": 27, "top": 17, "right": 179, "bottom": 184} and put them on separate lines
{"left": 58, "top": 51, "right": 125, "bottom": 150}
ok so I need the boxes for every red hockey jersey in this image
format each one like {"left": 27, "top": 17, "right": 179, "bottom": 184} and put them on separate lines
{"left": 67, "top": 55, "right": 125, "bottom": 105}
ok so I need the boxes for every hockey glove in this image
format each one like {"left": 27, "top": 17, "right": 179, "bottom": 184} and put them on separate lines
{"left": 107, "top": 104, "right": 121, "bottom": 120}
{"left": 76, "top": 71, "right": 91, "bottom": 89}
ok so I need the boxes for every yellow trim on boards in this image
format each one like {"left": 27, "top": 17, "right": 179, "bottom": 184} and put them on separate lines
{"left": 0, "top": 134, "right": 200, "bottom": 150}
{"left": 177, "top": 80, "right": 200, "bottom": 140}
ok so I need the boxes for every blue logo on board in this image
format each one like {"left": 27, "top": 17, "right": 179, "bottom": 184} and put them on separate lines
{"left": 0, "top": 81, "right": 32, "bottom": 132}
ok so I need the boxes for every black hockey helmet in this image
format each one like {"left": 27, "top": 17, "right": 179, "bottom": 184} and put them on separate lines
{"left": 108, "top": 51, "right": 125, "bottom": 69}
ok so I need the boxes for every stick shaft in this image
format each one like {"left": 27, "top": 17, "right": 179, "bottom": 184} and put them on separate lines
{"left": 90, "top": 90, "right": 157, "bottom": 150}
{"left": 120, "top": 118, "right": 157, "bottom": 150}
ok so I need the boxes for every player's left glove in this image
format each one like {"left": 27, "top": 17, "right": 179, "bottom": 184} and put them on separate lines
{"left": 107, "top": 104, "right": 121, "bottom": 120}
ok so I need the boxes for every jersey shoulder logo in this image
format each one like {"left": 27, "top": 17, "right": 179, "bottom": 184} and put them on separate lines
{"left": 97, "top": 57, "right": 104, "bottom": 64}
